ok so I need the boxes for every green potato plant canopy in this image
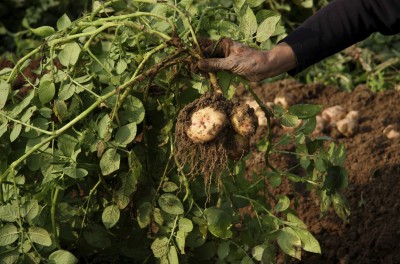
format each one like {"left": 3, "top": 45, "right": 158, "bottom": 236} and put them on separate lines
{"left": 0, "top": 0, "right": 349, "bottom": 263}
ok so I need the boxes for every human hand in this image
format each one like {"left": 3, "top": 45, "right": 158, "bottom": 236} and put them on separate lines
{"left": 198, "top": 38, "right": 297, "bottom": 82}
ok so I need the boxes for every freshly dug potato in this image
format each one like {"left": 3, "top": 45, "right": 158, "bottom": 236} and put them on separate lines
{"left": 321, "top": 105, "right": 347, "bottom": 126}
{"left": 313, "top": 115, "right": 327, "bottom": 135}
{"left": 230, "top": 104, "right": 258, "bottom": 137}
{"left": 186, "top": 106, "right": 228, "bottom": 143}
{"left": 227, "top": 133, "right": 250, "bottom": 160}
{"left": 336, "top": 110, "right": 359, "bottom": 137}
{"left": 383, "top": 125, "right": 400, "bottom": 139}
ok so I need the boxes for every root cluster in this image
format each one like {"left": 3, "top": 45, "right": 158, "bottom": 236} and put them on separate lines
{"left": 174, "top": 92, "right": 257, "bottom": 190}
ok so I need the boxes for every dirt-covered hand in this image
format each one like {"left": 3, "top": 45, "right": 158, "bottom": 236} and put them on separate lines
{"left": 198, "top": 37, "right": 297, "bottom": 82}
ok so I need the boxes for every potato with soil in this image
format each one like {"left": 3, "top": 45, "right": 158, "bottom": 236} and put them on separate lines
{"left": 186, "top": 106, "right": 228, "bottom": 143}
{"left": 227, "top": 133, "right": 250, "bottom": 161}
{"left": 230, "top": 103, "right": 258, "bottom": 137}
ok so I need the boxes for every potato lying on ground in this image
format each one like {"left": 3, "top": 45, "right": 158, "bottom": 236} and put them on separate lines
{"left": 336, "top": 110, "right": 359, "bottom": 137}
{"left": 186, "top": 106, "right": 228, "bottom": 143}
{"left": 383, "top": 125, "right": 400, "bottom": 139}
{"left": 274, "top": 94, "right": 294, "bottom": 109}
{"left": 321, "top": 105, "right": 347, "bottom": 126}
{"left": 230, "top": 103, "right": 258, "bottom": 137}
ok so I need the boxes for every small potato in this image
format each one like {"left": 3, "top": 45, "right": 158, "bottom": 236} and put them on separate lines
{"left": 274, "top": 94, "right": 294, "bottom": 109}
{"left": 321, "top": 105, "right": 347, "bottom": 126}
{"left": 383, "top": 125, "right": 400, "bottom": 139}
{"left": 313, "top": 115, "right": 327, "bottom": 135}
{"left": 186, "top": 106, "right": 228, "bottom": 143}
{"left": 227, "top": 134, "right": 250, "bottom": 160}
{"left": 230, "top": 104, "right": 258, "bottom": 137}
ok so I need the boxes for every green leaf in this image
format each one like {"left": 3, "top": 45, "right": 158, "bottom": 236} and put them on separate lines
{"left": 277, "top": 227, "right": 301, "bottom": 259}
{"left": 58, "top": 134, "right": 79, "bottom": 157}
{"left": 53, "top": 99, "right": 68, "bottom": 123}
{"left": 0, "top": 250, "right": 19, "bottom": 264}
{"left": 98, "top": 114, "right": 111, "bottom": 140}
{"left": 116, "top": 60, "right": 127, "bottom": 74}
{"left": 275, "top": 196, "right": 290, "bottom": 212}
{"left": 102, "top": 205, "right": 120, "bottom": 229}
{"left": 10, "top": 90, "right": 35, "bottom": 118}
{"left": 240, "top": 6, "right": 257, "bottom": 39}
{"left": 38, "top": 81, "right": 55, "bottom": 105}
{"left": 323, "top": 165, "right": 348, "bottom": 191}
{"left": 21, "top": 200, "right": 40, "bottom": 221}
{"left": 30, "top": 26, "right": 55, "bottom": 37}
{"left": 288, "top": 104, "right": 322, "bottom": 119}
{"left": 49, "top": 250, "right": 78, "bottom": 264}
{"left": 256, "top": 16, "right": 280, "bottom": 42}
{"left": 137, "top": 202, "right": 152, "bottom": 229}
{"left": 0, "top": 204, "right": 18, "bottom": 222}
{"left": 217, "top": 241, "right": 230, "bottom": 259}
{"left": 0, "top": 224, "right": 19, "bottom": 246}
{"left": 332, "top": 192, "right": 350, "bottom": 222}
{"left": 83, "top": 224, "right": 111, "bottom": 249}
{"left": 28, "top": 226, "right": 52, "bottom": 246}
{"left": 158, "top": 193, "right": 184, "bottom": 215}
{"left": 292, "top": 227, "right": 321, "bottom": 253}
{"left": 175, "top": 230, "right": 187, "bottom": 254}
{"left": 151, "top": 237, "right": 169, "bottom": 258}
{"left": 56, "top": 14, "right": 72, "bottom": 31}
{"left": 0, "top": 80, "right": 10, "bottom": 110}
{"left": 123, "top": 96, "right": 145, "bottom": 123}
{"left": 168, "top": 246, "right": 179, "bottom": 263}
{"left": 286, "top": 213, "right": 307, "bottom": 229}
{"left": 268, "top": 171, "right": 282, "bottom": 188}
{"left": 100, "top": 148, "right": 120, "bottom": 175}
{"left": 234, "top": 0, "right": 246, "bottom": 11}
{"left": 280, "top": 112, "right": 300, "bottom": 127}
{"left": 179, "top": 218, "right": 193, "bottom": 233}
{"left": 204, "top": 207, "right": 232, "bottom": 239}
{"left": 115, "top": 122, "right": 137, "bottom": 145}
{"left": 241, "top": 256, "right": 254, "bottom": 264}
{"left": 252, "top": 245, "right": 265, "bottom": 261}
{"left": 248, "top": 0, "right": 265, "bottom": 7}
{"left": 10, "top": 123, "right": 22, "bottom": 142}
{"left": 115, "top": 170, "right": 139, "bottom": 209}
{"left": 162, "top": 181, "right": 178, "bottom": 193}
{"left": 63, "top": 167, "right": 88, "bottom": 179}
{"left": 58, "top": 82, "right": 76, "bottom": 100}
{"left": 58, "top": 42, "right": 81, "bottom": 67}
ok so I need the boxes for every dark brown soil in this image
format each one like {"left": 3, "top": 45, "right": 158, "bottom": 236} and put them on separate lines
{"left": 244, "top": 79, "right": 400, "bottom": 264}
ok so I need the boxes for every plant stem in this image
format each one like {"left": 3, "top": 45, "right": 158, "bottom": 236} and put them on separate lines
{"left": 51, "top": 187, "right": 61, "bottom": 249}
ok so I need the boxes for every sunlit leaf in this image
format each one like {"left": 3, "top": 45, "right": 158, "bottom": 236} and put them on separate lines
{"left": 256, "top": 16, "right": 280, "bottom": 42}
{"left": 58, "top": 42, "right": 81, "bottom": 67}
{"left": 102, "top": 205, "right": 120, "bottom": 229}
{"left": 28, "top": 226, "right": 52, "bottom": 246}
{"left": 57, "top": 14, "right": 72, "bottom": 31}
{"left": 277, "top": 227, "right": 301, "bottom": 259}
{"left": 30, "top": 26, "right": 55, "bottom": 37}
{"left": 0, "top": 224, "right": 19, "bottom": 246}
{"left": 158, "top": 194, "right": 184, "bottom": 215}
{"left": 289, "top": 104, "right": 322, "bottom": 119}
{"left": 49, "top": 250, "right": 79, "bottom": 264}
{"left": 0, "top": 80, "right": 10, "bottom": 110}
{"left": 100, "top": 148, "right": 120, "bottom": 175}
{"left": 151, "top": 237, "right": 169, "bottom": 258}
{"left": 240, "top": 6, "right": 257, "bottom": 39}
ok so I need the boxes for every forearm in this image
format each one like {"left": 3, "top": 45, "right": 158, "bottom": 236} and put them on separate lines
{"left": 282, "top": 0, "right": 400, "bottom": 75}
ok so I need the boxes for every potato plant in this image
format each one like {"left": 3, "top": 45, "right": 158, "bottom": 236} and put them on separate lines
{"left": 0, "top": 0, "right": 349, "bottom": 263}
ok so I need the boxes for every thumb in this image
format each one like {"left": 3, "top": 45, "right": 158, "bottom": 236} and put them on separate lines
{"left": 198, "top": 58, "right": 235, "bottom": 72}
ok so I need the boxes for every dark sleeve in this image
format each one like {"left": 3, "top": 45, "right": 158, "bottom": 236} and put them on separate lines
{"left": 281, "top": 0, "right": 400, "bottom": 75}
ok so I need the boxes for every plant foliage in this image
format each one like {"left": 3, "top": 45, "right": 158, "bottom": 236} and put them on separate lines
{"left": 0, "top": 0, "right": 349, "bottom": 263}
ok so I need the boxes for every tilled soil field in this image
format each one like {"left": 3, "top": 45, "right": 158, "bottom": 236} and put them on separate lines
{"left": 242, "top": 79, "right": 400, "bottom": 264}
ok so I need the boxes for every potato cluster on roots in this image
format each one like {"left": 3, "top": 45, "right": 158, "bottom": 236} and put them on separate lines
{"left": 175, "top": 92, "right": 257, "bottom": 191}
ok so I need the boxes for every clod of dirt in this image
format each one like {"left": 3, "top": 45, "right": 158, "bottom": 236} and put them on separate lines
{"left": 230, "top": 103, "right": 258, "bottom": 137}
{"left": 383, "top": 124, "right": 400, "bottom": 139}
{"left": 175, "top": 92, "right": 234, "bottom": 189}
